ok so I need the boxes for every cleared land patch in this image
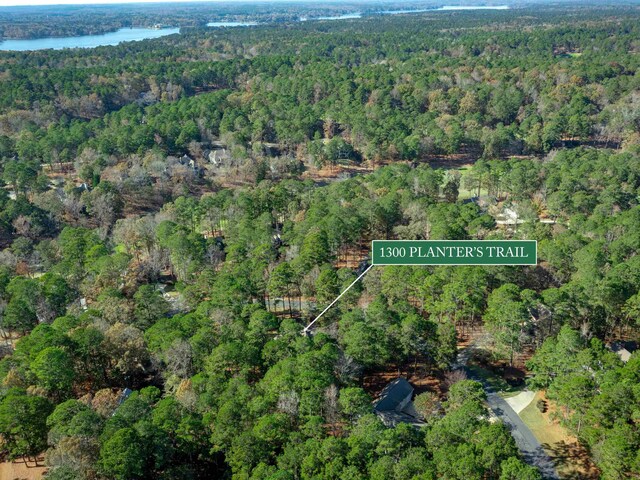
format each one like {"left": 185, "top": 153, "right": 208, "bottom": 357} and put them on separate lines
{"left": 519, "top": 391, "right": 599, "bottom": 479}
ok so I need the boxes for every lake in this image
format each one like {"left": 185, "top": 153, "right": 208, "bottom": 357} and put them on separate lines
{"left": 0, "top": 27, "right": 180, "bottom": 51}
{"left": 437, "top": 5, "right": 509, "bottom": 10}
{"left": 313, "top": 6, "right": 509, "bottom": 21}
{"left": 207, "top": 21, "right": 258, "bottom": 27}
{"left": 317, "top": 13, "right": 363, "bottom": 20}
{"left": 0, "top": 6, "right": 510, "bottom": 51}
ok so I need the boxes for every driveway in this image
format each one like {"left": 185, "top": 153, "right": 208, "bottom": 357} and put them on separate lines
{"left": 505, "top": 389, "right": 536, "bottom": 414}
{"left": 483, "top": 386, "right": 559, "bottom": 480}
{"left": 457, "top": 345, "right": 560, "bottom": 480}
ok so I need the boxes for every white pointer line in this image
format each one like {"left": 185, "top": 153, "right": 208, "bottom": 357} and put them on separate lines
{"left": 302, "top": 264, "right": 374, "bottom": 334}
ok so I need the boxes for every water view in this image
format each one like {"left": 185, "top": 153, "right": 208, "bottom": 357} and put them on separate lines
{"left": 315, "top": 5, "right": 509, "bottom": 21}
{"left": 207, "top": 21, "right": 258, "bottom": 27}
{"left": 0, "top": 6, "right": 509, "bottom": 51}
{"left": 317, "top": 13, "right": 363, "bottom": 20}
{"left": 0, "top": 27, "right": 179, "bottom": 51}
{"left": 438, "top": 5, "right": 509, "bottom": 9}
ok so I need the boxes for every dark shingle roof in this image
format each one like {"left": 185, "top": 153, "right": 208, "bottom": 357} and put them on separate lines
{"left": 373, "top": 378, "right": 413, "bottom": 412}
{"left": 610, "top": 341, "right": 638, "bottom": 362}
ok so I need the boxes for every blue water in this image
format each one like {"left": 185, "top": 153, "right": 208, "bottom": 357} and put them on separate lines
{"left": 317, "top": 13, "right": 363, "bottom": 20}
{"left": 437, "top": 5, "right": 509, "bottom": 10}
{"left": 207, "top": 21, "right": 258, "bottom": 27}
{"left": 378, "top": 9, "right": 432, "bottom": 14}
{"left": 0, "top": 6, "right": 510, "bottom": 52}
{"left": 380, "top": 5, "right": 509, "bottom": 14}
{"left": 314, "top": 5, "right": 509, "bottom": 21}
{"left": 0, "top": 27, "right": 180, "bottom": 51}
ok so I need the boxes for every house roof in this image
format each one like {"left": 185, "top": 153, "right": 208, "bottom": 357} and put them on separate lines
{"left": 373, "top": 377, "right": 413, "bottom": 412}
{"left": 376, "top": 410, "right": 425, "bottom": 427}
{"left": 610, "top": 341, "right": 638, "bottom": 363}
{"left": 117, "top": 388, "right": 133, "bottom": 406}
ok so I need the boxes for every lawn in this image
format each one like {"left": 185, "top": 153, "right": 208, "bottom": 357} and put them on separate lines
{"left": 519, "top": 392, "right": 600, "bottom": 479}
{"left": 457, "top": 168, "right": 477, "bottom": 200}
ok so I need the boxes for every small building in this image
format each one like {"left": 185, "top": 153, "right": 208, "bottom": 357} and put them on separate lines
{"left": 494, "top": 207, "right": 523, "bottom": 225}
{"left": 206, "top": 148, "right": 230, "bottom": 166}
{"left": 609, "top": 341, "right": 638, "bottom": 363}
{"left": 111, "top": 388, "right": 133, "bottom": 416}
{"left": 117, "top": 388, "right": 133, "bottom": 406}
{"left": 180, "top": 154, "right": 196, "bottom": 169}
{"left": 373, "top": 378, "right": 424, "bottom": 427}
{"left": 374, "top": 378, "right": 413, "bottom": 413}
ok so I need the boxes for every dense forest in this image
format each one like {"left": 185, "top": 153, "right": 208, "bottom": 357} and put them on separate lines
{"left": 0, "top": 3, "right": 639, "bottom": 480}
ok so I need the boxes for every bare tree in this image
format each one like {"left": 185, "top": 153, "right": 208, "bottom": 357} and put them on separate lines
{"left": 334, "top": 352, "right": 363, "bottom": 385}
{"left": 89, "top": 191, "right": 121, "bottom": 239}
{"left": 165, "top": 339, "right": 193, "bottom": 378}
{"left": 113, "top": 218, "right": 139, "bottom": 257}
{"left": 63, "top": 195, "right": 86, "bottom": 225}
{"left": 277, "top": 391, "right": 300, "bottom": 417}
{"left": 324, "top": 384, "right": 339, "bottom": 428}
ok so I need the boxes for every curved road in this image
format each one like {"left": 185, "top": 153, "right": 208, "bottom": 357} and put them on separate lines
{"left": 482, "top": 382, "right": 559, "bottom": 480}
{"left": 456, "top": 345, "right": 560, "bottom": 480}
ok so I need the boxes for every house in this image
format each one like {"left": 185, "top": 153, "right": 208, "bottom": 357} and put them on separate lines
{"left": 117, "top": 388, "right": 133, "bottom": 406}
{"left": 373, "top": 377, "right": 425, "bottom": 427}
{"left": 176, "top": 154, "right": 205, "bottom": 178}
{"left": 609, "top": 341, "right": 638, "bottom": 363}
{"left": 374, "top": 377, "right": 413, "bottom": 412}
{"left": 206, "top": 148, "right": 230, "bottom": 166}
{"left": 494, "top": 207, "right": 523, "bottom": 225}
{"left": 180, "top": 154, "right": 196, "bottom": 169}
{"left": 111, "top": 388, "right": 133, "bottom": 416}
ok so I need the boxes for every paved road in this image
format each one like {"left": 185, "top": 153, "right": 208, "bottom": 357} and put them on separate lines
{"left": 457, "top": 345, "right": 560, "bottom": 480}
{"left": 480, "top": 377, "right": 559, "bottom": 479}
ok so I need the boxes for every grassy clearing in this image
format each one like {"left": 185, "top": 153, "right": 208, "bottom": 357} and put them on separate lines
{"left": 519, "top": 393, "right": 566, "bottom": 444}
{"left": 457, "top": 168, "right": 477, "bottom": 200}
{"left": 519, "top": 392, "right": 600, "bottom": 480}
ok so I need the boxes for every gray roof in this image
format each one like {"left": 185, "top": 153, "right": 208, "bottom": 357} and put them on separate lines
{"left": 610, "top": 341, "right": 638, "bottom": 363}
{"left": 373, "top": 378, "right": 413, "bottom": 412}
{"left": 117, "top": 388, "right": 133, "bottom": 406}
{"left": 376, "top": 410, "right": 425, "bottom": 427}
